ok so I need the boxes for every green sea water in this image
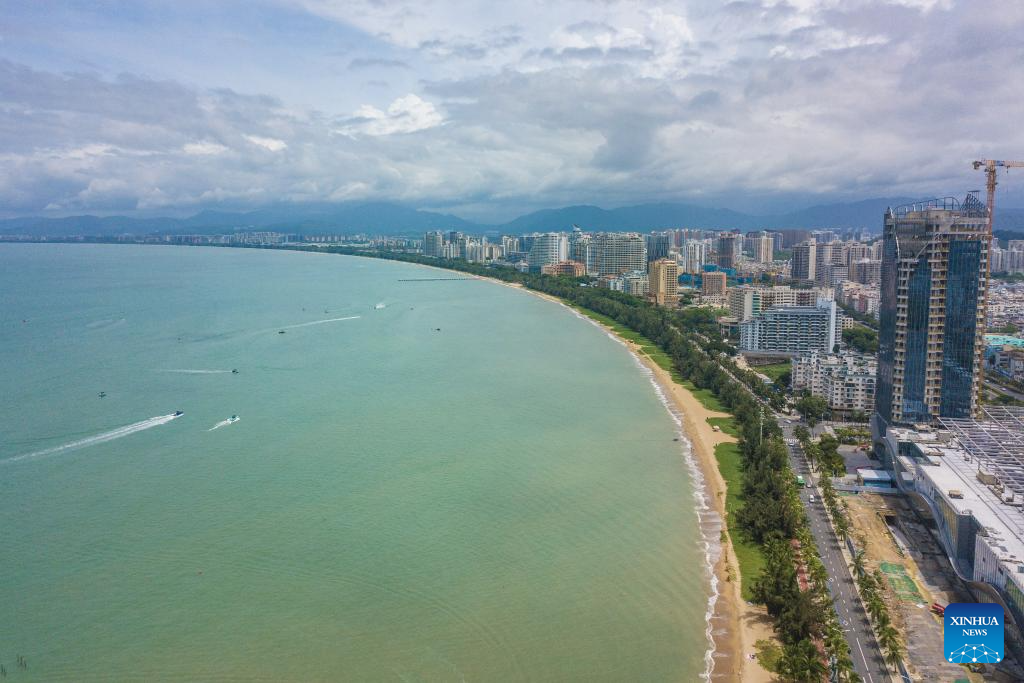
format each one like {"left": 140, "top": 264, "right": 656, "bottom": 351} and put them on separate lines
{"left": 0, "top": 244, "right": 711, "bottom": 682}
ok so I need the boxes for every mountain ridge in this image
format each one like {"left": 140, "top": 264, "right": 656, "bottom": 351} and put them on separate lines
{"left": 4, "top": 199, "right": 1024, "bottom": 237}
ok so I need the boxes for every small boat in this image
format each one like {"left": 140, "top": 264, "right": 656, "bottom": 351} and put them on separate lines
{"left": 98, "top": 391, "right": 107, "bottom": 398}
{"left": 278, "top": 330, "right": 286, "bottom": 334}
{"left": 173, "top": 410, "right": 184, "bottom": 417}
{"left": 374, "top": 303, "right": 386, "bottom": 310}
{"left": 231, "top": 369, "right": 239, "bottom": 374}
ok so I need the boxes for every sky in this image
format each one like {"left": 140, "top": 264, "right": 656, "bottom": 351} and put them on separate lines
{"left": 1, "top": 0, "right": 1022, "bottom": 222}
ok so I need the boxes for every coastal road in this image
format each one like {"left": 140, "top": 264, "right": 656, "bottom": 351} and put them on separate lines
{"left": 779, "top": 419, "right": 893, "bottom": 683}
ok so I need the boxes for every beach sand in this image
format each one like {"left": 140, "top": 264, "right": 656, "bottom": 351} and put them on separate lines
{"left": 479, "top": 277, "right": 777, "bottom": 682}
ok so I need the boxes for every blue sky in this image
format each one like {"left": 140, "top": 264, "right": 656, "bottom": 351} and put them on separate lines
{"left": 1, "top": 0, "right": 1022, "bottom": 221}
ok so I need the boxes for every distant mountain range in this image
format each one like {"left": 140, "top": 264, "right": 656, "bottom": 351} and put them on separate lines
{"left": 3, "top": 198, "right": 1024, "bottom": 237}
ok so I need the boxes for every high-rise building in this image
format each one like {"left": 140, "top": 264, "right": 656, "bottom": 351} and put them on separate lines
{"left": 792, "top": 240, "right": 817, "bottom": 281}
{"left": 754, "top": 234, "right": 774, "bottom": 263}
{"left": 875, "top": 195, "right": 990, "bottom": 425}
{"left": 813, "top": 242, "right": 834, "bottom": 286}
{"left": 649, "top": 258, "right": 679, "bottom": 307}
{"left": 527, "top": 233, "right": 568, "bottom": 272}
{"left": 646, "top": 233, "right": 672, "bottom": 262}
{"left": 683, "top": 241, "right": 708, "bottom": 273}
{"left": 716, "top": 231, "right": 741, "bottom": 270}
{"left": 702, "top": 271, "right": 727, "bottom": 296}
{"left": 739, "top": 299, "right": 837, "bottom": 354}
{"left": 591, "top": 233, "right": 646, "bottom": 276}
{"left": 423, "top": 231, "right": 445, "bottom": 257}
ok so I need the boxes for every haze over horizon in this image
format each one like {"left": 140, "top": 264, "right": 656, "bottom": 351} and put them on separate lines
{"left": 3, "top": 0, "right": 1023, "bottom": 222}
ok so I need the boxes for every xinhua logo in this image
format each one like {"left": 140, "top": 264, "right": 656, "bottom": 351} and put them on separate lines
{"left": 944, "top": 603, "right": 1004, "bottom": 664}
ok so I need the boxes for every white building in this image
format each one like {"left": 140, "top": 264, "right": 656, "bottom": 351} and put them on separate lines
{"left": 739, "top": 299, "right": 837, "bottom": 354}
{"left": 527, "top": 233, "right": 568, "bottom": 272}
{"left": 591, "top": 233, "right": 647, "bottom": 276}
{"left": 791, "top": 352, "right": 877, "bottom": 415}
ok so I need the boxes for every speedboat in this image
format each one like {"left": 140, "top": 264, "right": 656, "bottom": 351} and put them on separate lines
{"left": 173, "top": 410, "right": 184, "bottom": 417}
{"left": 230, "top": 415, "right": 239, "bottom": 421}
{"left": 375, "top": 302, "right": 386, "bottom": 310}
{"left": 231, "top": 369, "right": 239, "bottom": 374}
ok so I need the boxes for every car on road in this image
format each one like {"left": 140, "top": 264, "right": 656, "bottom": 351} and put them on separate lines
{"left": 809, "top": 495, "right": 815, "bottom": 503}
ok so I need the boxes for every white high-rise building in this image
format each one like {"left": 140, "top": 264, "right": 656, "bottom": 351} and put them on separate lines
{"left": 591, "top": 233, "right": 646, "bottom": 276}
{"left": 739, "top": 299, "right": 837, "bottom": 354}
{"left": 683, "top": 240, "right": 708, "bottom": 273}
{"left": 527, "top": 233, "right": 568, "bottom": 272}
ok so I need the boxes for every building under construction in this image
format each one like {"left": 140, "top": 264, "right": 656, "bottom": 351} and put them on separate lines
{"left": 875, "top": 194, "right": 991, "bottom": 426}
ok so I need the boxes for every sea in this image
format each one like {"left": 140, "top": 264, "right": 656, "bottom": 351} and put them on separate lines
{"left": 0, "top": 243, "right": 712, "bottom": 682}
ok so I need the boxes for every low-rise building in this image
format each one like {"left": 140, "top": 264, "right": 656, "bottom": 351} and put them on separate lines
{"left": 881, "top": 410, "right": 1024, "bottom": 655}
{"left": 791, "top": 352, "right": 877, "bottom": 415}
{"left": 540, "top": 260, "right": 587, "bottom": 277}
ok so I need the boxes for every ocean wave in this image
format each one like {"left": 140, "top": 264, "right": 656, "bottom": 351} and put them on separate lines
{"left": 567, "top": 305, "right": 723, "bottom": 681}
{"left": 1, "top": 413, "right": 183, "bottom": 465}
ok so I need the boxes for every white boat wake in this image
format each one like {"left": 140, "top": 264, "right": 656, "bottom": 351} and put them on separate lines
{"left": 158, "top": 369, "right": 232, "bottom": 374}
{"left": 208, "top": 416, "right": 241, "bottom": 431}
{"left": 280, "top": 315, "right": 360, "bottom": 330}
{"left": 1, "top": 413, "right": 183, "bottom": 465}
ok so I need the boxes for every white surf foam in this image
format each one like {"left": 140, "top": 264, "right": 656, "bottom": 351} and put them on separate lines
{"left": 2, "top": 413, "right": 183, "bottom": 465}
{"left": 564, "top": 305, "right": 723, "bottom": 681}
{"left": 280, "top": 315, "right": 361, "bottom": 330}
{"left": 208, "top": 416, "right": 240, "bottom": 431}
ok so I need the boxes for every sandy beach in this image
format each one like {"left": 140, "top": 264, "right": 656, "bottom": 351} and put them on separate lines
{"left": 472, "top": 275, "right": 777, "bottom": 682}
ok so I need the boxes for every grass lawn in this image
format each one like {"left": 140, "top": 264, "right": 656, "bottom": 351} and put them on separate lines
{"left": 682, "top": 380, "right": 728, "bottom": 412}
{"left": 706, "top": 416, "right": 740, "bottom": 437}
{"left": 571, "top": 305, "right": 683, "bottom": 381}
{"left": 756, "top": 362, "right": 790, "bottom": 383}
{"left": 715, "top": 440, "right": 765, "bottom": 601}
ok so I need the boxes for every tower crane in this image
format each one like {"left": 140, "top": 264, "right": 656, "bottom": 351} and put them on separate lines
{"left": 972, "top": 159, "right": 1024, "bottom": 235}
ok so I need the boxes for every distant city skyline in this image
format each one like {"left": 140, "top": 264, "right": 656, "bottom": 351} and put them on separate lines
{"left": 2, "top": 1, "right": 1023, "bottom": 221}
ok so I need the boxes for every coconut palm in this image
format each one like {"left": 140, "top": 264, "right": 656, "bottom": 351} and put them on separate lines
{"left": 850, "top": 548, "right": 868, "bottom": 581}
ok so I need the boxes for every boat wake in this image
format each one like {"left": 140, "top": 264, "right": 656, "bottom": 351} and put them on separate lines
{"left": 208, "top": 416, "right": 240, "bottom": 431}
{"left": 158, "top": 369, "right": 232, "bottom": 374}
{"left": 1, "top": 413, "right": 183, "bottom": 465}
{"left": 280, "top": 315, "right": 360, "bottom": 330}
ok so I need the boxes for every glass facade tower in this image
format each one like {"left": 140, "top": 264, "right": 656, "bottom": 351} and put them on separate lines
{"left": 875, "top": 195, "right": 990, "bottom": 425}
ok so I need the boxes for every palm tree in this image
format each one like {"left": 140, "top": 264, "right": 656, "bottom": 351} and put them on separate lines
{"left": 882, "top": 639, "right": 904, "bottom": 675}
{"left": 780, "top": 639, "right": 828, "bottom": 682}
{"left": 850, "top": 548, "right": 867, "bottom": 581}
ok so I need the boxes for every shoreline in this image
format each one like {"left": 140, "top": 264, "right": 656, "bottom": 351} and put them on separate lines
{"left": 451, "top": 269, "right": 774, "bottom": 682}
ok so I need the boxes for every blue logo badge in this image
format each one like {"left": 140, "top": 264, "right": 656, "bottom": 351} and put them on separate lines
{"left": 944, "top": 603, "right": 1004, "bottom": 664}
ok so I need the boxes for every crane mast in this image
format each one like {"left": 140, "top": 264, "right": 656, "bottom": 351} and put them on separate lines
{"left": 972, "top": 159, "right": 1024, "bottom": 236}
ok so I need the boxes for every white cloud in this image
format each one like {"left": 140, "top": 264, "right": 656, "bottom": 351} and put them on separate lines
{"left": 183, "top": 141, "right": 228, "bottom": 155}
{"left": 245, "top": 135, "right": 288, "bottom": 151}
{"left": 342, "top": 94, "right": 444, "bottom": 136}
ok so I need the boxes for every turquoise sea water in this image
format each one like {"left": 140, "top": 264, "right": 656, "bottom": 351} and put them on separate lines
{"left": 0, "top": 244, "right": 710, "bottom": 682}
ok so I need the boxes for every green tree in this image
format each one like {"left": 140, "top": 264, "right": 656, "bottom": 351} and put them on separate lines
{"left": 795, "top": 395, "right": 829, "bottom": 426}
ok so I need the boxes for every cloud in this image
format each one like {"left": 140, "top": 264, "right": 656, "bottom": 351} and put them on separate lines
{"left": 340, "top": 94, "right": 444, "bottom": 136}
{"left": 183, "top": 141, "right": 229, "bottom": 155}
{"left": 245, "top": 135, "right": 288, "bottom": 151}
{"left": 1, "top": 1, "right": 1023, "bottom": 220}
{"left": 348, "top": 58, "right": 411, "bottom": 70}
